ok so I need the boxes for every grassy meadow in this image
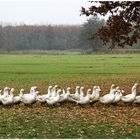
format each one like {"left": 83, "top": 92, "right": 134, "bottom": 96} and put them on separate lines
{"left": 0, "top": 54, "right": 140, "bottom": 138}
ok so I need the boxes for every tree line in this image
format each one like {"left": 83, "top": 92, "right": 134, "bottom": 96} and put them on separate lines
{"left": 0, "top": 17, "right": 139, "bottom": 53}
{"left": 0, "top": 24, "right": 81, "bottom": 52}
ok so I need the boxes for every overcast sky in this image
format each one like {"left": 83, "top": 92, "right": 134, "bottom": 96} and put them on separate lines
{"left": 0, "top": 0, "right": 93, "bottom": 25}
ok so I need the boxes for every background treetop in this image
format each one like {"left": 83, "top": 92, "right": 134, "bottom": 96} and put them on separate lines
{"left": 81, "top": 1, "right": 140, "bottom": 48}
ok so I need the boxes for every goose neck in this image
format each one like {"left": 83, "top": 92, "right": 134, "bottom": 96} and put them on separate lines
{"left": 10, "top": 92, "right": 14, "bottom": 97}
{"left": 67, "top": 90, "right": 70, "bottom": 95}
{"left": 80, "top": 88, "right": 84, "bottom": 94}
{"left": 132, "top": 88, "right": 137, "bottom": 95}
{"left": 75, "top": 89, "right": 79, "bottom": 94}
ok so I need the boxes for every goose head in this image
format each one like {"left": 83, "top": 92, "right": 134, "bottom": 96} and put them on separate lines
{"left": 48, "top": 85, "right": 53, "bottom": 92}
{"left": 19, "top": 88, "right": 25, "bottom": 97}
{"left": 67, "top": 87, "right": 71, "bottom": 90}
{"left": 75, "top": 86, "right": 80, "bottom": 93}
{"left": 48, "top": 85, "right": 53, "bottom": 89}
{"left": 116, "top": 89, "right": 120, "bottom": 95}
{"left": 109, "top": 84, "right": 115, "bottom": 94}
{"left": 57, "top": 89, "right": 61, "bottom": 94}
{"left": 30, "top": 86, "right": 35, "bottom": 89}
{"left": 20, "top": 88, "right": 25, "bottom": 93}
{"left": 116, "top": 86, "right": 120, "bottom": 91}
{"left": 10, "top": 88, "right": 15, "bottom": 93}
{"left": 133, "top": 83, "right": 138, "bottom": 89}
{"left": 80, "top": 86, "right": 84, "bottom": 95}
{"left": 10, "top": 88, "right": 15, "bottom": 96}
{"left": 30, "top": 86, "right": 37, "bottom": 90}
{"left": 32, "top": 86, "right": 38, "bottom": 90}
{"left": 93, "top": 86, "right": 97, "bottom": 91}
{"left": 8, "top": 87, "right": 11, "bottom": 92}
{"left": 80, "top": 86, "right": 84, "bottom": 90}
{"left": 87, "top": 89, "right": 92, "bottom": 95}
{"left": 96, "top": 88, "right": 101, "bottom": 93}
{"left": 131, "top": 83, "right": 138, "bottom": 89}
{"left": 30, "top": 86, "right": 38, "bottom": 93}
{"left": 54, "top": 85, "right": 58, "bottom": 89}
{"left": 117, "top": 89, "right": 120, "bottom": 93}
{"left": 67, "top": 87, "right": 71, "bottom": 92}
{"left": 47, "top": 85, "right": 53, "bottom": 94}
{"left": 121, "top": 90, "right": 125, "bottom": 94}
{"left": 3, "top": 87, "right": 9, "bottom": 95}
{"left": 134, "top": 83, "right": 138, "bottom": 86}
{"left": 132, "top": 83, "right": 138, "bottom": 93}
{"left": 4, "top": 87, "right": 9, "bottom": 91}
{"left": 53, "top": 85, "right": 58, "bottom": 92}
{"left": 97, "top": 86, "right": 101, "bottom": 92}
{"left": 76, "top": 86, "right": 80, "bottom": 89}
{"left": 110, "top": 84, "right": 115, "bottom": 90}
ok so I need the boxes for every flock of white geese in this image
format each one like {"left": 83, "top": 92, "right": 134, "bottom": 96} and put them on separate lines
{"left": 0, "top": 83, "right": 139, "bottom": 106}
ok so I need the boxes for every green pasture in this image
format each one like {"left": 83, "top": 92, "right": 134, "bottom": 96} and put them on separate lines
{"left": 0, "top": 54, "right": 140, "bottom": 88}
{"left": 0, "top": 54, "right": 140, "bottom": 138}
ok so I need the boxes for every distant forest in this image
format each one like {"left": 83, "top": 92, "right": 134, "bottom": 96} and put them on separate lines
{"left": 0, "top": 17, "right": 139, "bottom": 52}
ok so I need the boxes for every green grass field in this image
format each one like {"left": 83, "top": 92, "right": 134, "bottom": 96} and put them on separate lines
{"left": 0, "top": 54, "right": 140, "bottom": 89}
{"left": 0, "top": 54, "right": 140, "bottom": 138}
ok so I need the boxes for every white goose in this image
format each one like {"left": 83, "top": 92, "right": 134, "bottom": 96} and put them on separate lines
{"left": 13, "top": 89, "right": 25, "bottom": 105}
{"left": 112, "top": 87, "right": 122, "bottom": 103}
{"left": 89, "top": 86, "right": 97, "bottom": 100}
{"left": 1, "top": 88, "right": 14, "bottom": 106}
{"left": 90, "top": 86, "right": 101, "bottom": 103}
{"left": 59, "top": 87, "right": 71, "bottom": 103}
{"left": 51, "top": 85, "right": 58, "bottom": 97}
{"left": 100, "top": 84, "right": 115, "bottom": 100}
{"left": 36, "top": 86, "right": 53, "bottom": 104}
{"left": 22, "top": 91, "right": 39, "bottom": 105}
{"left": 79, "top": 86, "right": 85, "bottom": 98}
{"left": 121, "top": 83, "right": 138, "bottom": 103}
{"left": 68, "top": 86, "right": 80, "bottom": 101}
{"left": 0, "top": 90, "right": 2, "bottom": 104}
{"left": 21, "top": 86, "right": 37, "bottom": 98}
{"left": 30, "top": 86, "right": 38, "bottom": 94}
{"left": 99, "top": 84, "right": 116, "bottom": 104}
{"left": 71, "top": 89, "right": 92, "bottom": 105}
{"left": 1, "top": 87, "right": 10, "bottom": 100}
{"left": 46, "top": 89, "right": 61, "bottom": 105}
{"left": 21, "top": 86, "right": 39, "bottom": 105}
